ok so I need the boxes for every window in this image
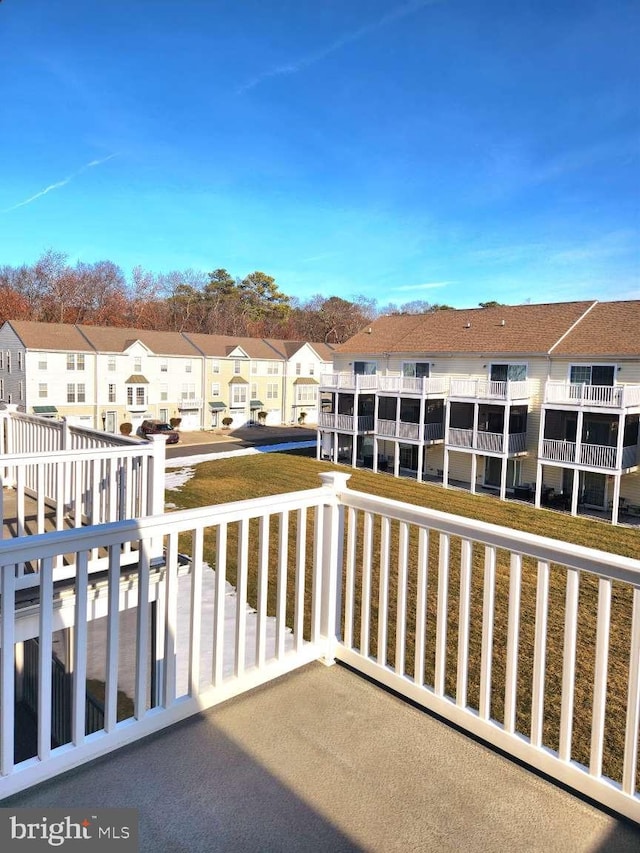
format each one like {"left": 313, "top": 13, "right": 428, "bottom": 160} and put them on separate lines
{"left": 354, "top": 361, "right": 377, "bottom": 375}
{"left": 0, "top": 379, "right": 3, "bottom": 398}
{"left": 108, "top": 357, "right": 116, "bottom": 371}
{"left": 251, "top": 383, "right": 257, "bottom": 399}
{"left": 309, "top": 364, "right": 315, "bottom": 376}
{"left": 17, "top": 352, "right": 23, "bottom": 370}
{"left": 211, "top": 382, "right": 220, "bottom": 397}
{"left": 160, "top": 384, "right": 168, "bottom": 401}
{"left": 66, "top": 353, "right": 85, "bottom": 371}
{"left": 212, "top": 360, "right": 220, "bottom": 374}
{"left": 232, "top": 384, "right": 247, "bottom": 405}
{"left": 0, "top": 352, "right": 3, "bottom": 370}
{"left": 39, "top": 383, "right": 48, "bottom": 399}
{"left": 297, "top": 385, "right": 317, "bottom": 403}
{"left": 295, "top": 363, "right": 301, "bottom": 375}
{"left": 160, "top": 360, "right": 168, "bottom": 373}
{"left": 134, "top": 356, "right": 142, "bottom": 372}
{"left": 490, "top": 363, "right": 527, "bottom": 382}
{"left": 402, "top": 362, "right": 430, "bottom": 378}
{"left": 181, "top": 383, "right": 196, "bottom": 401}
{"left": 127, "top": 386, "right": 147, "bottom": 406}
{"left": 267, "top": 383, "right": 278, "bottom": 399}
{"left": 108, "top": 384, "right": 116, "bottom": 403}
{"left": 251, "top": 362, "right": 258, "bottom": 374}
{"left": 6, "top": 352, "right": 11, "bottom": 373}
{"left": 234, "top": 360, "right": 242, "bottom": 375}
{"left": 38, "top": 356, "right": 47, "bottom": 370}
{"left": 569, "top": 365, "right": 615, "bottom": 386}
{"left": 267, "top": 362, "right": 279, "bottom": 375}
{"left": 18, "top": 381, "right": 23, "bottom": 399}
{"left": 67, "top": 383, "right": 85, "bottom": 403}
{"left": 185, "top": 360, "right": 192, "bottom": 373}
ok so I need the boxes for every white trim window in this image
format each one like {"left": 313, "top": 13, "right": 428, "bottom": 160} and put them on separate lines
{"left": 185, "top": 360, "right": 193, "bottom": 373}
{"left": 569, "top": 364, "right": 615, "bottom": 386}
{"left": 402, "top": 362, "right": 430, "bottom": 378}
{"left": 134, "top": 356, "right": 142, "bottom": 372}
{"left": 267, "top": 383, "right": 278, "bottom": 399}
{"left": 267, "top": 361, "right": 279, "bottom": 375}
{"left": 160, "top": 384, "right": 168, "bottom": 402}
{"left": 38, "top": 355, "right": 48, "bottom": 370}
{"left": 108, "top": 356, "right": 116, "bottom": 371}
{"left": 354, "top": 361, "right": 376, "bottom": 375}
{"left": 490, "top": 363, "right": 526, "bottom": 381}
{"left": 108, "top": 384, "right": 117, "bottom": 403}
{"left": 160, "top": 359, "right": 168, "bottom": 373}
{"left": 211, "top": 382, "right": 220, "bottom": 397}
{"left": 67, "top": 353, "right": 85, "bottom": 371}
{"left": 212, "top": 360, "right": 220, "bottom": 374}
{"left": 232, "top": 384, "right": 247, "bottom": 405}
{"left": 67, "top": 383, "right": 86, "bottom": 403}
{"left": 39, "top": 383, "right": 48, "bottom": 398}
{"left": 297, "top": 385, "right": 317, "bottom": 403}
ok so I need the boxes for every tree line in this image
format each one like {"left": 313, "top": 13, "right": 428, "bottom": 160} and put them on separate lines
{"left": 0, "top": 249, "right": 458, "bottom": 343}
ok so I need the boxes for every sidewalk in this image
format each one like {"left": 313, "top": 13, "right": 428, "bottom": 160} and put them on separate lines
{"left": 173, "top": 424, "right": 317, "bottom": 447}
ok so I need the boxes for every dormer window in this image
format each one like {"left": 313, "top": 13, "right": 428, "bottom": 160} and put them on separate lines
{"left": 134, "top": 356, "right": 142, "bottom": 372}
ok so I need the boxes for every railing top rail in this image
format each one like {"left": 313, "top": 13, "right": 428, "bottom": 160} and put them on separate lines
{"left": 0, "top": 444, "right": 156, "bottom": 465}
{"left": 337, "top": 487, "right": 640, "bottom": 586}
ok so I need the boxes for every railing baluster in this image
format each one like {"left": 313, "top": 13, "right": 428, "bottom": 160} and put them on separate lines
{"left": 275, "top": 512, "right": 288, "bottom": 661}
{"left": 256, "top": 515, "right": 269, "bottom": 666}
{"left": 589, "top": 577, "right": 611, "bottom": 776}
{"left": 395, "top": 522, "right": 409, "bottom": 676}
{"left": 311, "top": 505, "right": 323, "bottom": 645}
{"left": 530, "top": 561, "right": 550, "bottom": 747}
{"left": 343, "top": 507, "right": 357, "bottom": 649}
{"left": 134, "top": 539, "right": 151, "bottom": 719}
{"left": 72, "top": 550, "right": 89, "bottom": 744}
{"left": 294, "top": 508, "right": 307, "bottom": 654}
{"left": 38, "top": 556, "right": 54, "bottom": 760}
{"left": 413, "top": 527, "right": 429, "bottom": 688}
{"left": 434, "top": 533, "right": 450, "bottom": 697}
{"left": 162, "top": 533, "right": 179, "bottom": 706}
{"left": 622, "top": 587, "right": 640, "bottom": 797}
{"left": 104, "top": 545, "right": 121, "bottom": 730}
{"left": 1, "top": 556, "right": 16, "bottom": 775}
{"left": 479, "top": 545, "right": 496, "bottom": 720}
{"left": 360, "top": 512, "right": 373, "bottom": 658}
{"left": 377, "top": 517, "right": 390, "bottom": 666}
{"left": 456, "top": 538, "right": 472, "bottom": 708}
{"left": 559, "top": 568, "right": 580, "bottom": 762}
{"left": 189, "top": 527, "right": 204, "bottom": 697}
{"left": 235, "top": 518, "right": 249, "bottom": 674}
{"left": 213, "top": 523, "right": 227, "bottom": 686}
{"left": 504, "top": 553, "right": 522, "bottom": 734}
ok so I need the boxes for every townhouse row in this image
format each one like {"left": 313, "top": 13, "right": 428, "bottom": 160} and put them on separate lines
{"left": 0, "top": 321, "right": 335, "bottom": 433}
{"left": 316, "top": 299, "right": 640, "bottom": 524}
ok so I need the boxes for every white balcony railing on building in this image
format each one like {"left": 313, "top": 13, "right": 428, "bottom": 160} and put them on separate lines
{"left": 377, "top": 419, "right": 397, "bottom": 437}
{"left": 424, "top": 422, "right": 444, "bottom": 442}
{"left": 1, "top": 473, "right": 639, "bottom": 824}
{"left": 449, "top": 379, "right": 530, "bottom": 400}
{"left": 178, "top": 398, "right": 204, "bottom": 409}
{"left": 447, "top": 429, "right": 527, "bottom": 455}
{"left": 541, "top": 439, "right": 638, "bottom": 471}
{"left": 544, "top": 382, "right": 640, "bottom": 408}
{"left": 320, "top": 374, "right": 449, "bottom": 396}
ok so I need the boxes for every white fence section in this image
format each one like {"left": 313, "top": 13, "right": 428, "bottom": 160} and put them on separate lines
{"left": 0, "top": 409, "right": 166, "bottom": 545}
{"left": 320, "top": 374, "right": 449, "bottom": 396}
{"left": 1, "top": 472, "right": 639, "bottom": 824}
{"left": 541, "top": 437, "right": 637, "bottom": 470}
{"left": 544, "top": 383, "right": 640, "bottom": 408}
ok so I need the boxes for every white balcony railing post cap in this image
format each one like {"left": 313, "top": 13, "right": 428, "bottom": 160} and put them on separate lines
{"left": 318, "top": 471, "right": 352, "bottom": 492}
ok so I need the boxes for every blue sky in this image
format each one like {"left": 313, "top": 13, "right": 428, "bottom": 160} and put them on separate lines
{"left": 1, "top": 0, "right": 638, "bottom": 309}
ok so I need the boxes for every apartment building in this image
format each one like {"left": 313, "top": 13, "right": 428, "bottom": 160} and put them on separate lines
{"left": 317, "top": 300, "right": 640, "bottom": 525}
{"left": 0, "top": 321, "right": 334, "bottom": 432}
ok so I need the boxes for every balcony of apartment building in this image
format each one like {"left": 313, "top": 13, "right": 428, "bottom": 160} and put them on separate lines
{"left": 317, "top": 393, "right": 375, "bottom": 437}
{"left": 1, "top": 406, "right": 640, "bottom": 845}
{"left": 448, "top": 364, "right": 532, "bottom": 405}
{"left": 536, "top": 408, "right": 640, "bottom": 525}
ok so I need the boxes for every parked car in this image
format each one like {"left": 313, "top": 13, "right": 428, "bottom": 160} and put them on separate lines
{"left": 137, "top": 420, "right": 180, "bottom": 444}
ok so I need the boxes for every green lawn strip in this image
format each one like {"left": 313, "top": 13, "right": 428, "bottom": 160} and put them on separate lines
{"left": 168, "top": 452, "right": 640, "bottom": 782}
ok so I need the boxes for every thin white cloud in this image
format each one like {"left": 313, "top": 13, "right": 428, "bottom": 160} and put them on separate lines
{"left": 2, "top": 153, "right": 118, "bottom": 213}
{"left": 237, "top": 0, "right": 440, "bottom": 93}
{"left": 392, "top": 281, "right": 451, "bottom": 292}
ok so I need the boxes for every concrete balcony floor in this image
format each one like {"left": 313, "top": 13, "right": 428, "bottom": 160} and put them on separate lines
{"left": 4, "top": 663, "right": 639, "bottom": 853}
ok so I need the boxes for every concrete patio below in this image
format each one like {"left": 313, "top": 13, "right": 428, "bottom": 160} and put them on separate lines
{"left": 4, "top": 662, "right": 639, "bottom": 853}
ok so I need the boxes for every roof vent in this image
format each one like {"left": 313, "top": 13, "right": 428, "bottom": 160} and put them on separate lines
{"left": 464, "top": 322, "right": 471, "bottom": 329}
{"left": 366, "top": 327, "right": 372, "bottom": 334}
{"left": 500, "top": 319, "right": 505, "bottom": 326}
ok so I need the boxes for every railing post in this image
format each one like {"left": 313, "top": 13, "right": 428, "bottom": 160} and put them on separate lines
{"left": 61, "top": 417, "right": 70, "bottom": 450}
{"left": 317, "top": 471, "right": 351, "bottom": 665}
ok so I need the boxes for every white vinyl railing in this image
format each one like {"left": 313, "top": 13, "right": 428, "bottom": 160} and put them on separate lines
{"left": 0, "top": 409, "right": 166, "bottom": 548}
{"left": 447, "top": 429, "right": 527, "bottom": 454}
{"left": 542, "top": 439, "right": 577, "bottom": 463}
{"left": 1, "top": 472, "right": 638, "bottom": 822}
{"left": 541, "top": 439, "right": 638, "bottom": 470}
{"left": 544, "top": 383, "right": 640, "bottom": 408}
{"left": 449, "top": 379, "right": 530, "bottom": 400}
{"left": 448, "top": 427, "right": 474, "bottom": 448}
{"left": 320, "top": 374, "right": 449, "bottom": 396}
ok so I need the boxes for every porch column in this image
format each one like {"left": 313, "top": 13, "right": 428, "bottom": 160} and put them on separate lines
{"left": 373, "top": 436, "right": 379, "bottom": 473}
{"left": 570, "top": 410, "right": 585, "bottom": 517}
{"left": 318, "top": 472, "right": 351, "bottom": 664}
{"left": 316, "top": 430, "right": 321, "bottom": 461}
{"left": 470, "top": 454, "right": 477, "bottom": 494}
{"left": 395, "top": 396, "right": 401, "bottom": 439}
{"left": 535, "top": 462, "right": 543, "bottom": 508}
{"left": 472, "top": 402, "right": 479, "bottom": 449}
{"left": 351, "top": 429, "right": 358, "bottom": 469}
{"left": 393, "top": 442, "right": 400, "bottom": 478}
{"left": 443, "top": 400, "right": 451, "bottom": 488}
{"left": 611, "top": 474, "right": 621, "bottom": 526}
{"left": 616, "top": 411, "right": 626, "bottom": 472}
{"left": 499, "top": 456, "right": 508, "bottom": 501}
{"left": 332, "top": 432, "right": 338, "bottom": 464}
{"left": 417, "top": 443, "right": 424, "bottom": 483}
{"left": 500, "top": 403, "right": 510, "bottom": 501}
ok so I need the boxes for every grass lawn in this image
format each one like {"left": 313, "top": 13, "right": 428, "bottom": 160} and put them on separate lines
{"left": 167, "top": 450, "right": 640, "bottom": 784}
